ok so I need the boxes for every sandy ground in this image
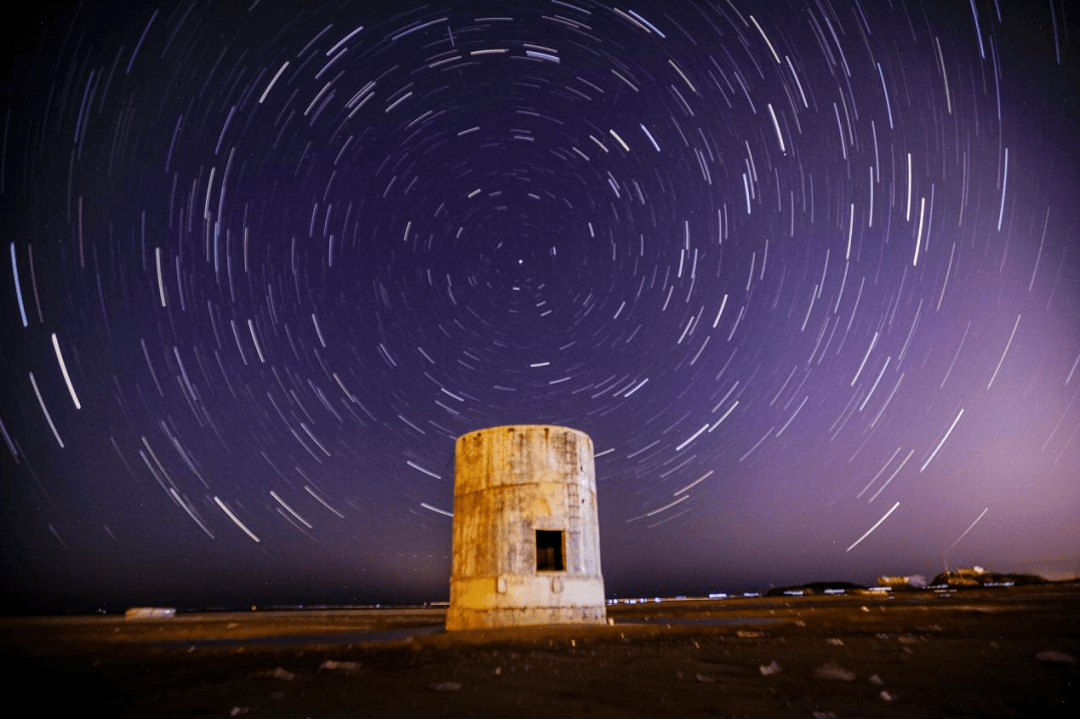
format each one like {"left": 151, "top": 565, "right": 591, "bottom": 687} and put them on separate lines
{"left": 3, "top": 584, "right": 1078, "bottom": 717}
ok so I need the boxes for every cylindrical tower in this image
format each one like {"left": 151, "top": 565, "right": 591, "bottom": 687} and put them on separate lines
{"left": 446, "top": 425, "right": 606, "bottom": 630}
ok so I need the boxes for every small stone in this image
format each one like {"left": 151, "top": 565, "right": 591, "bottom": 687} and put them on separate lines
{"left": 868, "top": 674, "right": 884, "bottom": 685}
{"left": 319, "top": 660, "right": 362, "bottom": 673}
{"left": 252, "top": 667, "right": 295, "bottom": 681}
{"left": 736, "top": 630, "right": 763, "bottom": 638}
{"left": 826, "top": 638, "right": 844, "bottom": 646}
{"left": 695, "top": 673, "right": 715, "bottom": 683}
{"left": 813, "top": 661, "right": 856, "bottom": 681}
{"left": 1035, "top": 650, "right": 1077, "bottom": 663}
{"left": 229, "top": 708, "right": 250, "bottom": 717}
{"left": 759, "top": 660, "right": 782, "bottom": 676}
{"left": 880, "top": 690, "right": 898, "bottom": 701}
{"left": 428, "top": 682, "right": 462, "bottom": 692}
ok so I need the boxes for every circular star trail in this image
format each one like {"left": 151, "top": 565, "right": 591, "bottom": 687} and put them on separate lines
{"left": 1, "top": 0, "right": 1077, "bottom": 610}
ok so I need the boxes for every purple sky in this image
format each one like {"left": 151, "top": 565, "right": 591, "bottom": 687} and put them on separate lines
{"left": 1, "top": 0, "right": 1077, "bottom": 612}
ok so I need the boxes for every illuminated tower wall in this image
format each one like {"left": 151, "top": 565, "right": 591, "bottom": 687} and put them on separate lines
{"left": 446, "top": 425, "right": 606, "bottom": 630}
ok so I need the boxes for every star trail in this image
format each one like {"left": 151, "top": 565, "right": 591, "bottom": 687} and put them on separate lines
{"left": 1, "top": 0, "right": 1077, "bottom": 612}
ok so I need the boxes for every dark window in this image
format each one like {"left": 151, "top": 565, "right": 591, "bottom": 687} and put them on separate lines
{"left": 536, "top": 530, "right": 564, "bottom": 571}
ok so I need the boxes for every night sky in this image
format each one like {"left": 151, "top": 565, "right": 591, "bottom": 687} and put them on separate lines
{"left": 2, "top": 0, "right": 1077, "bottom": 614}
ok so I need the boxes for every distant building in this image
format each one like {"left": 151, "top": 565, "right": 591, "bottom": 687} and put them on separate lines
{"left": 446, "top": 425, "right": 606, "bottom": 630}
{"left": 124, "top": 607, "right": 176, "bottom": 619}
{"left": 876, "top": 574, "right": 928, "bottom": 590}
{"left": 930, "top": 566, "right": 1044, "bottom": 588}
{"left": 935, "top": 566, "right": 987, "bottom": 587}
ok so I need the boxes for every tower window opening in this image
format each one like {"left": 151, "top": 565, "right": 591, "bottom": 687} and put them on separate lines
{"left": 536, "top": 530, "right": 564, "bottom": 571}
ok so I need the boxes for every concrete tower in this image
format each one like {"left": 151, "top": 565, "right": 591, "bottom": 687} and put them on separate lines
{"left": 446, "top": 425, "right": 606, "bottom": 630}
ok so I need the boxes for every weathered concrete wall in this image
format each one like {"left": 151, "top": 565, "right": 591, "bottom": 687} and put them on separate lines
{"left": 446, "top": 425, "right": 606, "bottom": 630}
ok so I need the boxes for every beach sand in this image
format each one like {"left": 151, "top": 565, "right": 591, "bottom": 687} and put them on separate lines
{"left": 3, "top": 583, "right": 1077, "bottom": 717}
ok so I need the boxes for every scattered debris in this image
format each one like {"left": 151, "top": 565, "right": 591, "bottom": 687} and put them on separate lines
{"left": 759, "top": 660, "right": 782, "bottom": 676}
{"left": 868, "top": 674, "right": 884, "bottom": 685}
{"left": 319, "top": 660, "right": 362, "bottom": 673}
{"left": 1034, "top": 650, "right": 1076, "bottom": 663}
{"left": 428, "top": 682, "right": 463, "bottom": 692}
{"left": 736, "top": 630, "right": 763, "bottom": 638}
{"left": 813, "top": 661, "right": 856, "bottom": 681}
{"left": 251, "top": 667, "right": 295, "bottom": 681}
{"left": 229, "top": 708, "right": 251, "bottom": 717}
{"left": 880, "top": 690, "right": 898, "bottom": 701}
{"left": 826, "top": 638, "right": 844, "bottom": 646}
{"left": 695, "top": 673, "right": 715, "bottom": 683}
{"left": 897, "top": 635, "right": 920, "bottom": 644}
